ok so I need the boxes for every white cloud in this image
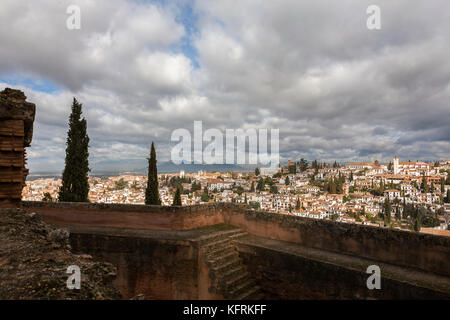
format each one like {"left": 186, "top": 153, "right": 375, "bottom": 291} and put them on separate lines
{"left": 1, "top": 0, "right": 449, "bottom": 172}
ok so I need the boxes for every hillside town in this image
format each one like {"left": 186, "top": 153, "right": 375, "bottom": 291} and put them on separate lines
{"left": 23, "top": 157, "right": 450, "bottom": 234}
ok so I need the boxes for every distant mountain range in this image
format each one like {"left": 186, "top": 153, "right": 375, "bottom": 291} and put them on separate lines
{"left": 29, "top": 160, "right": 260, "bottom": 177}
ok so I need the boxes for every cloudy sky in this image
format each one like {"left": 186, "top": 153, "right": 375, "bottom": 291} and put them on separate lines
{"left": 1, "top": 0, "right": 449, "bottom": 172}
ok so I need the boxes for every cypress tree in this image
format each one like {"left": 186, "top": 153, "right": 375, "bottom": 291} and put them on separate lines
{"left": 383, "top": 198, "right": 391, "bottom": 224}
{"left": 421, "top": 173, "right": 428, "bottom": 193}
{"left": 145, "top": 142, "right": 161, "bottom": 205}
{"left": 285, "top": 176, "right": 290, "bottom": 185}
{"left": 201, "top": 187, "right": 209, "bottom": 202}
{"left": 413, "top": 215, "right": 422, "bottom": 232}
{"left": 58, "top": 98, "right": 90, "bottom": 202}
{"left": 172, "top": 186, "right": 182, "bottom": 206}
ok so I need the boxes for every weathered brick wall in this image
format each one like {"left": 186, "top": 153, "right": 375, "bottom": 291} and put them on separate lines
{"left": 23, "top": 201, "right": 226, "bottom": 230}
{"left": 23, "top": 201, "right": 450, "bottom": 277}
{"left": 69, "top": 230, "right": 200, "bottom": 299}
{"left": 223, "top": 208, "right": 450, "bottom": 277}
{"left": 237, "top": 241, "right": 450, "bottom": 299}
{"left": 0, "top": 88, "right": 35, "bottom": 206}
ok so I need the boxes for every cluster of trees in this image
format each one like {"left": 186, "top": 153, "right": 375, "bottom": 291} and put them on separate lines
{"left": 167, "top": 176, "right": 191, "bottom": 188}
{"left": 201, "top": 188, "right": 210, "bottom": 202}
{"left": 311, "top": 160, "right": 324, "bottom": 170}
{"left": 191, "top": 181, "right": 202, "bottom": 192}
{"left": 323, "top": 174, "right": 346, "bottom": 194}
{"left": 114, "top": 178, "right": 128, "bottom": 190}
{"left": 379, "top": 199, "right": 441, "bottom": 231}
{"left": 255, "top": 177, "right": 279, "bottom": 194}
{"left": 402, "top": 202, "right": 440, "bottom": 231}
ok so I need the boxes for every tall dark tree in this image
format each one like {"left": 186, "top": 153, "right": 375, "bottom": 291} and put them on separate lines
{"left": 383, "top": 198, "right": 392, "bottom": 225}
{"left": 298, "top": 158, "right": 308, "bottom": 172}
{"left": 172, "top": 186, "right": 182, "bottom": 206}
{"left": 288, "top": 164, "right": 296, "bottom": 174}
{"left": 145, "top": 142, "right": 161, "bottom": 205}
{"left": 201, "top": 187, "right": 210, "bottom": 202}
{"left": 257, "top": 178, "right": 265, "bottom": 191}
{"left": 255, "top": 167, "right": 260, "bottom": 176}
{"left": 58, "top": 98, "right": 90, "bottom": 202}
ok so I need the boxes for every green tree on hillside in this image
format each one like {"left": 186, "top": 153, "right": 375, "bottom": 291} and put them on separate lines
{"left": 58, "top": 98, "right": 90, "bottom": 202}
{"left": 285, "top": 176, "right": 290, "bottom": 185}
{"left": 145, "top": 142, "right": 161, "bottom": 205}
{"left": 298, "top": 158, "right": 308, "bottom": 172}
{"left": 201, "top": 187, "right": 210, "bottom": 202}
{"left": 383, "top": 198, "right": 392, "bottom": 225}
{"left": 42, "top": 192, "right": 53, "bottom": 202}
{"left": 172, "top": 186, "right": 182, "bottom": 206}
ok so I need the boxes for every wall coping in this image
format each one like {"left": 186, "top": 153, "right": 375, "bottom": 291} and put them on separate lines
{"left": 22, "top": 200, "right": 450, "bottom": 244}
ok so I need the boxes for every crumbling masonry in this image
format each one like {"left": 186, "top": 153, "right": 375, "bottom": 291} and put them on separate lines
{"left": 0, "top": 88, "right": 35, "bottom": 206}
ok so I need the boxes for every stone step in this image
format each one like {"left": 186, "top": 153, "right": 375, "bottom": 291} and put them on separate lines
{"left": 221, "top": 265, "right": 246, "bottom": 279}
{"left": 202, "top": 238, "right": 233, "bottom": 252}
{"left": 205, "top": 244, "right": 235, "bottom": 260}
{"left": 229, "top": 232, "right": 248, "bottom": 240}
{"left": 223, "top": 270, "right": 250, "bottom": 290}
{"left": 211, "top": 258, "right": 241, "bottom": 275}
{"left": 198, "top": 229, "right": 244, "bottom": 247}
{"left": 208, "top": 250, "right": 240, "bottom": 266}
{"left": 236, "top": 285, "right": 263, "bottom": 300}
{"left": 200, "top": 227, "right": 264, "bottom": 300}
{"left": 228, "top": 278, "right": 255, "bottom": 298}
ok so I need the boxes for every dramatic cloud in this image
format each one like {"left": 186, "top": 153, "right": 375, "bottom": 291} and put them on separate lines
{"left": 0, "top": 0, "right": 449, "bottom": 172}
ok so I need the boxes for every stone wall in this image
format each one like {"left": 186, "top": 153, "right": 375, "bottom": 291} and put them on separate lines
{"left": 223, "top": 209, "right": 450, "bottom": 277}
{"left": 23, "top": 201, "right": 226, "bottom": 230}
{"left": 69, "top": 229, "right": 200, "bottom": 299}
{"left": 68, "top": 226, "right": 224, "bottom": 300}
{"left": 23, "top": 201, "right": 450, "bottom": 277}
{"left": 0, "top": 88, "right": 35, "bottom": 206}
{"left": 236, "top": 240, "right": 449, "bottom": 299}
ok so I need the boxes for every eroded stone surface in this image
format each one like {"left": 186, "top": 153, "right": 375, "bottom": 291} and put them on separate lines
{"left": 0, "top": 208, "right": 122, "bottom": 299}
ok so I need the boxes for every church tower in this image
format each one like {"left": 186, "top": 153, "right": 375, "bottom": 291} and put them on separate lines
{"left": 393, "top": 156, "right": 399, "bottom": 174}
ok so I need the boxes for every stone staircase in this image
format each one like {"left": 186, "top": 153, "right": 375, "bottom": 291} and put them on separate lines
{"left": 199, "top": 228, "right": 264, "bottom": 300}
